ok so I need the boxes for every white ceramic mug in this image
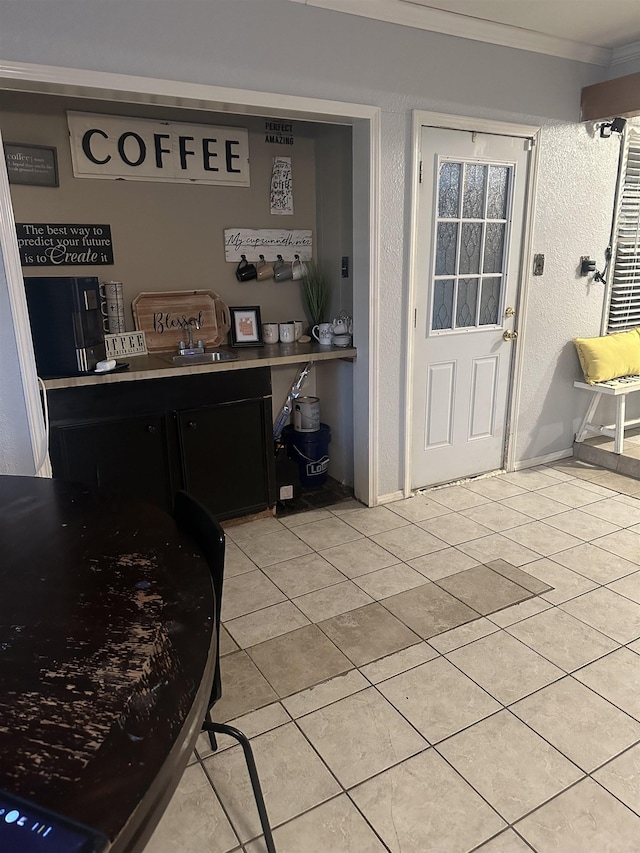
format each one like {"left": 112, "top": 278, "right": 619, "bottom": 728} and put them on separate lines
{"left": 263, "top": 323, "right": 279, "bottom": 344}
{"left": 279, "top": 322, "right": 296, "bottom": 343}
{"left": 292, "top": 320, "right": 303, "bottom": 341}
{"left": 312, "top": 322, "right": 333, "bottom": 346}
{"left": 291, "top": 255, "right": 308, "bottom": 281}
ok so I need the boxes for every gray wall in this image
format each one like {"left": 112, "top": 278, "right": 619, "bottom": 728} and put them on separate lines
{"left": 0, "top": 0, "right": 625, "bottom": 495}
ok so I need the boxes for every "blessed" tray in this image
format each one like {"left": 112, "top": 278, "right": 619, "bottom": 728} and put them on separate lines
{"left": 132, "top": 290, "right": 230, "bottom": 352}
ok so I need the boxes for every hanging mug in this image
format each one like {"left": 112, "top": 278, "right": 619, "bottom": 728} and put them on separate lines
{"left": 236, "top": 254, "right": 257, "bottom": 282}
{"left": 291, "top": 254, "right": 308, "bottom": 281}
{"left": 273, "top": 254, "right": 293, "bottom": 282}
{"left": 256, "top": 254, "right": 274, "bottom": 281}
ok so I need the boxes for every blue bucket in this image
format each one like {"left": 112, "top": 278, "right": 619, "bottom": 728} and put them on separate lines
{"left": 282, "top": 424, "right": 331, "bottom": 488}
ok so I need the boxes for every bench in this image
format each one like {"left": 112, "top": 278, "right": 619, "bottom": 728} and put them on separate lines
{"left": 574, "top": 375, "right": 640, "bottom": 454}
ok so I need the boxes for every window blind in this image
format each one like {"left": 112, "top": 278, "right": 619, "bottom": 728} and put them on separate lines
{"left": 607, "top": 127, "right": 640, "bottom": 332}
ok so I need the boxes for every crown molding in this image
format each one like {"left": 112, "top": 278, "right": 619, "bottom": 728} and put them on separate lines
{"left": 611, "top": 40, "right": 640, "bottom": 67}
{"left": 291, "top": 0, "right": 612, "bottom": 66}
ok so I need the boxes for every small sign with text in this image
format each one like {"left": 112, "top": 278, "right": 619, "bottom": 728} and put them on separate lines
{"left": 16, "top": 223, "right": 114, "bottom": 266}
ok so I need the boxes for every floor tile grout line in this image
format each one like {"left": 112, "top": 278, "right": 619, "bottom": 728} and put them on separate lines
{"left": 468, "top": 825, "right": 536, "bottom": 853}
{"left": 503, "top": 692, "right": 640, "bottom": 778}
{"left": 430, "top": 716, "right": 590, "bottom": 831}
{"left": 195, "top": 749, "right": 247, "bottom": 853}
{"left": 554, "top": 593, "right": 640, "bottom": 645}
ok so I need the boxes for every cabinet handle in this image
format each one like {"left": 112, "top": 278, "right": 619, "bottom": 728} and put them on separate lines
{"left": 187, "top": 421, "right": 197, "bottom": 429}
{"left": 146, "top": 424, "right": 157, "bottom": 433}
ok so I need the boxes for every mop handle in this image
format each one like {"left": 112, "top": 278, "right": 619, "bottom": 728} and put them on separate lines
{"left": 273, "top": 361, "right": 312, "bottom": 441}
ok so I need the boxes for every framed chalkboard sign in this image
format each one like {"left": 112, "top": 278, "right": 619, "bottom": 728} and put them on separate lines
{"left": 4, "top": 142, "right": 59, "bottom": 187}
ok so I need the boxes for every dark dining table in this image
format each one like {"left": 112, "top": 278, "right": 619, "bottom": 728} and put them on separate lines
{"left": 0, "top": 475, "right": 216, "bottom": 852}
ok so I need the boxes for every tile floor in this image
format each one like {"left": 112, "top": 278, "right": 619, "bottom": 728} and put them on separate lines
{"left": 574, "top": 424, "right": 640, "bottom": 480}
{"left": 145, "top": 458, "right": 640, "bottom": 853}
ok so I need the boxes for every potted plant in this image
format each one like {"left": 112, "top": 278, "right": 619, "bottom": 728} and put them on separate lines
{"left": 300, "top": 260, "right": 330, "bottom": 330}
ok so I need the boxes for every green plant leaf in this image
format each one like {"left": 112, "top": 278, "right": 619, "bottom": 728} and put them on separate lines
{"left": 300, "top": 261, "right": 330, "bottom": 326}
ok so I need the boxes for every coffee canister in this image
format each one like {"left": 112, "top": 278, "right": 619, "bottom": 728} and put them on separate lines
{"left": 293, "top": 396, "right": 320, "bottom": 432}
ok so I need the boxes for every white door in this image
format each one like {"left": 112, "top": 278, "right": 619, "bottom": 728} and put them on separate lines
{"left": 411, "top": 126, "right": 530, "bottom": 488}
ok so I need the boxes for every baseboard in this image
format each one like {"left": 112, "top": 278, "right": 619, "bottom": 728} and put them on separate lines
{"left": 376, "top": 489, "right": 406, "bottom": 505}
{"left": 512, "top": 448, "right": 574, "bottom": 470}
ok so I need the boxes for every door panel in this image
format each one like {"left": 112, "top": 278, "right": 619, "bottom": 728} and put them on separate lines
{"left": 425, "top": 361, "right": 455, "bottom": 448}
{"left": 470, "top": 356, "right": 499, "bottom": 439}
{"left": 412, "top": 126, "right": 530, "bottom": 488}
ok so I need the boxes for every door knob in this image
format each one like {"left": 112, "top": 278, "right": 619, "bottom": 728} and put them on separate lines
{"left": 505, "top": 307, "right": 516, "bottom": 317}
{"left": 503, "top": 330, "right": 518, "bottom": 341}
{"left": 187, "top": 421, "right": 197, "bottom": 429}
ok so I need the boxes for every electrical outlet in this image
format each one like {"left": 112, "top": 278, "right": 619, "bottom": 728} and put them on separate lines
{"left": 533, "top": 254, "right": 545, "bottom": 276}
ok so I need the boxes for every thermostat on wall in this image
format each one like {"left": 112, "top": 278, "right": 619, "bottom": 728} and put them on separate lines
{"left": 104, "top": 331, "right": 148, "bottom": 358}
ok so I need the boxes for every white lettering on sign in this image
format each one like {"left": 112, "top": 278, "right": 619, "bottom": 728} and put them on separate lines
{"left": 67, "top": 112, "right": 250, "bottom": 186}
{"left": 270, "top": 157, "right": 293, "bottom": 216}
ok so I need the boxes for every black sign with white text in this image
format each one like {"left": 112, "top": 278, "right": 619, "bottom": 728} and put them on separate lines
{"left": 16, "top": 223, "right": 114, "bottom": 267}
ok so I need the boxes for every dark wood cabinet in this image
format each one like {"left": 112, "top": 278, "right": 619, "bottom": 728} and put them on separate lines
{"left": 177, "top": 398, "right": 273, "bottom": 519}
{"left": 51, "top": 412, "right": 173, "bottom": 510}
{"left": 48, "top": 369, "right": 276, "bottom": 520}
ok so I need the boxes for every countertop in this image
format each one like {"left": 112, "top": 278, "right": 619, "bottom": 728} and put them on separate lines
{"left": 43, "top": 341, "right": 356, "bottom": 390}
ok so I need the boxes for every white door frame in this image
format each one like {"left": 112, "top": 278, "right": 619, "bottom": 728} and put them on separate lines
{"left": 0, "top": 60, "right": 381, "bottom": 506}
{"left": 404, "top": 110, "right": 541, "bottom": 496}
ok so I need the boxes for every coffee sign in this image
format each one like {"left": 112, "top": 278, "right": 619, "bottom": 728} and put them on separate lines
{"left": 67, "top": 111, "right": 250, "bottom": 186}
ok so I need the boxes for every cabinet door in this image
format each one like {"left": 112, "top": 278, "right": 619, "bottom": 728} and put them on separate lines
{"left": 177, "top": 399, "right": 273, "bottom": 520}
{"left": 50, "top": 414, "right": 173, "bottom": 510}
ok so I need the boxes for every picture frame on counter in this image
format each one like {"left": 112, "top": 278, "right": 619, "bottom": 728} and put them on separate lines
{"left": 4, "top": 143, "right": 59, "bottom": 187}
{"left": 229, "top": 306, "right": 263, "bottom": 347}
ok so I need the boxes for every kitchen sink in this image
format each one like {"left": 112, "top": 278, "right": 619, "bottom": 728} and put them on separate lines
{"left": 166, "top": 351, "right": 238, "bottom": 366}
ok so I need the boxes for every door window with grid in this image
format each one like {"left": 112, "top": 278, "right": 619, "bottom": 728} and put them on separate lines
{"left": 606, "top": 127, "right": 640, "bottom": 333}
{"left": 430, "top": 159, "right": 513, "bottom": 334}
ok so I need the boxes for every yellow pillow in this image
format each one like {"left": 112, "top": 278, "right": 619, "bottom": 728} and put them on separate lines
{"left": 573, "top": 329, "right": 640, "bottom": 384}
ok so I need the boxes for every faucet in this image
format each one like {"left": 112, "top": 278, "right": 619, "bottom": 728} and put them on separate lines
{"left": 179, "top": 317, "right": 204, "bottom": 356}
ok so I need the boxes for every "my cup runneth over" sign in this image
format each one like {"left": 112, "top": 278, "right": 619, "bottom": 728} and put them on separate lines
{"left": 67, "top": 111, "right": 250, "bottom": 186}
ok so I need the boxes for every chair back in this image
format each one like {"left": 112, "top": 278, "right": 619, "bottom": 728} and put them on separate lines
{"left": 173, "top": 490, "right": 224, "bottom": 705}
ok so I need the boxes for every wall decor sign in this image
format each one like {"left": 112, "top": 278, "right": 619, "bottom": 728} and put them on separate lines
{"left": 4, "top": 143, "right": 59, "bottom": 187}
{"left": 270, "top": 157, "right": 293, "bottom": 215}
{"left": 67, "top": 111, "right": 250, "bottom": 186}
{"left": 264, "top": 120, "right": 294, "bottom": 146}
{"left": 224, "top": 229, "right": 312, "bottom": 262}
{"left": 104, "top": 331, "right": 148, "bottom": 359}
{"left": 16, "top": 223, "right": 114, "bottom": 266}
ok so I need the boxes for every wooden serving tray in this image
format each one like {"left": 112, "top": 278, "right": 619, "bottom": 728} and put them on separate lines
{"left": 132, "top": 290, "right": 229, "bottom": 352}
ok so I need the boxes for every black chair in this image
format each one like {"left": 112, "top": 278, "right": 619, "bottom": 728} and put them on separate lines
{"left": 173, "top": 490, "right": 277, "bottom": 853}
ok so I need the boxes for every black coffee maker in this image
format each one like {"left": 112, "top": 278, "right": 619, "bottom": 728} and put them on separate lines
{"left": 24, "top": 276, "right": 106, "bottom": 377}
